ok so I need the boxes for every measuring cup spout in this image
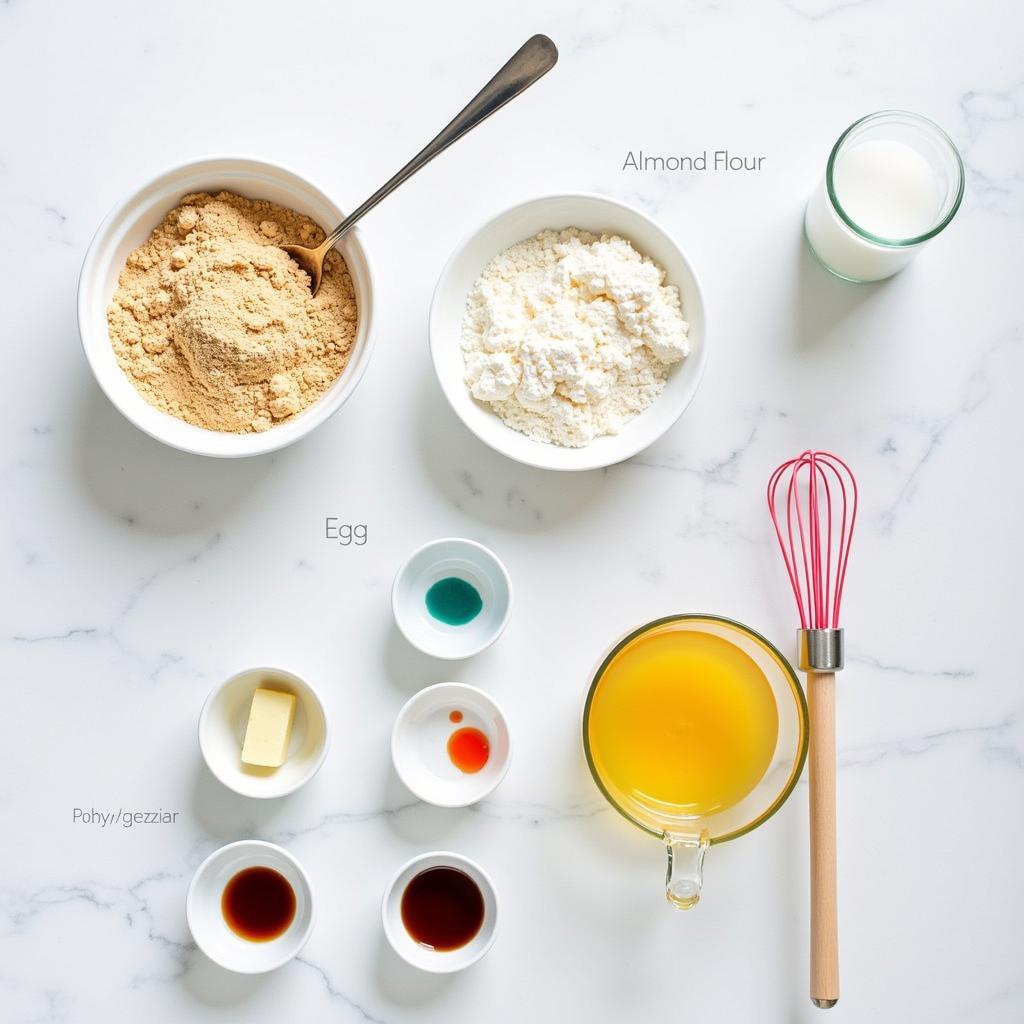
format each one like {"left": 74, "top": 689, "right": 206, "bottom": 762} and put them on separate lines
{"left": 665, "top": 832, "right": 709, "bottom": 909}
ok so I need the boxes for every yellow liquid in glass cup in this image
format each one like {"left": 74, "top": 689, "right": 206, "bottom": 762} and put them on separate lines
{"left": 583, "top": 616, "right": 808, "bottom": 908}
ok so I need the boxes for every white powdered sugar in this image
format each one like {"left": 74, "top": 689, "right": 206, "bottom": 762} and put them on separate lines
{"left": 460, "top": 228, "right": 690, "bottom": 448}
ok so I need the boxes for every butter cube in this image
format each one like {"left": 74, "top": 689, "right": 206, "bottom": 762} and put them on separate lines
{"left": 241, "top": 688, "right": 297, "bottom": 768}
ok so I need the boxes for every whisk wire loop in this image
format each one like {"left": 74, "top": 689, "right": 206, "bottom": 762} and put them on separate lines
{"left": 768, "top": 451, "right": 857, "bottom": 631}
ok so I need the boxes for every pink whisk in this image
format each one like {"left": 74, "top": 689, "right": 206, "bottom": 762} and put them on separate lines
{"left": 768, "top": 451, "right": 857, "bottom": 1011}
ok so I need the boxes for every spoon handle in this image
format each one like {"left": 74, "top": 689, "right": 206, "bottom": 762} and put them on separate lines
{"left": 320, "top": 34, "right": 558, "bottom": 253}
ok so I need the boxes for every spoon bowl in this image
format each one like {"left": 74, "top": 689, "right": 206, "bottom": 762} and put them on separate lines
{"left": 280, "top": 241, "right": 329, "bottom": 295}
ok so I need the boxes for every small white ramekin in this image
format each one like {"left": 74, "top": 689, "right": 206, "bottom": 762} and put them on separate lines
{"left": 392, "top": 537, "right": 512, "bottom": 660}
{"left": 198, "top": 666, "right": 329, "bottom": 800}
{"left": 429, "top": 192, "right": 708, "bottom": 472}
{"left": 77, "top": 155, "right": 375, "bottom": 458}
{"left": 391, "top": 682, "right": 512, "bottom": 807}
{"left": 393, "top": 532, "right": 512, "bottom": 659}
{"left": 187, "top": 840, "right": 315, "bottom": 974}
{"left": 382, "top": 851, "right": 499, "bottom": 973}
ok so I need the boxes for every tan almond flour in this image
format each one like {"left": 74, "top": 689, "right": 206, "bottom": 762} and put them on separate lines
{"left": 107, "top": 191, "right": 358, "bottom": 433}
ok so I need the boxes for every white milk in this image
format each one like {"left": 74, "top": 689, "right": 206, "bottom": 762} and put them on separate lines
{"left": 804, "top": 138, "right": 944, "bottom": 282}
{"left": 834, "top": 140, "right": 941, "bottom": 239}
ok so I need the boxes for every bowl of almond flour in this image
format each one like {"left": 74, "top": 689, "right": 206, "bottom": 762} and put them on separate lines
{"left": 429, "top": 193, "right": 707, "bottom": 471}
{"left": 78, "top": 157, "right": 375, "bottom": 457}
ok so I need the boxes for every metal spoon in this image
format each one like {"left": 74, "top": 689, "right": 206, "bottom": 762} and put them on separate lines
{"left": 282, "top": 34, "right": 558, "bottom": 295}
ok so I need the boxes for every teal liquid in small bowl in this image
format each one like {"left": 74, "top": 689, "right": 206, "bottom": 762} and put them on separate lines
{"left": 425, "top": 577, "right": 483, "bottom": 626}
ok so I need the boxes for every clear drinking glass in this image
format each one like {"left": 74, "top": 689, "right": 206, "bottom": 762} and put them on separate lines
{"left": 804, "top": 110, "right": 965, "bottom": 283}
{"left": 583, "top": 614, "right": 808, "bottom": 908}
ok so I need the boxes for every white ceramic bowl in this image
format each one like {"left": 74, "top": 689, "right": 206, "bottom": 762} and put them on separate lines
{"left": 429, "top": 192, "right": 708, "bottom": 471}
{"left": 186, "top": 840, "right": 315, "bottom": 974}
{"left": 391, "top": 682, "right": 511, "bottom": 807}
{"left": 392, "top": 538, "right": 512, "bottom": 660}
{"left": 382, "top": 851, "right": 498, "bottom": 973}
{"left": 199, "top": 666, "right": 329, "bottom": 799}
{"left": 77, "top": 155, "right": 375, "bottom": 457}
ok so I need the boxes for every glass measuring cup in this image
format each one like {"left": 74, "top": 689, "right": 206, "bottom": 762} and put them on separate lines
{"left": 582, "top": 614, "right": 808, "bottom": 908}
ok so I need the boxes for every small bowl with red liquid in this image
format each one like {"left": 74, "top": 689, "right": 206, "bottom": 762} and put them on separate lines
{"left": 382, "top": 851, "right": 498, "bottom": 973}
{"left": 186, "top": 840, "right": 315, "bottom": 973}
{"left": 391, "top": 682, "right": 511, "bottom": 807}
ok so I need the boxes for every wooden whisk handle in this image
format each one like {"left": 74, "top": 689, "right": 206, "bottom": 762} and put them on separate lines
{"left": 808, "top": 669, "right": 839, "bottom": 1008}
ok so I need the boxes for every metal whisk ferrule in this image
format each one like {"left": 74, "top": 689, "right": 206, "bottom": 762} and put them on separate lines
{"left": 798, "top": 628, "right": 845, "bottom": 672}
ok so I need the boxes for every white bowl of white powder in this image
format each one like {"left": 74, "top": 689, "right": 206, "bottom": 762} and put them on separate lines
{"left": 429, "top": 193, "right": 707, "bottom": 471}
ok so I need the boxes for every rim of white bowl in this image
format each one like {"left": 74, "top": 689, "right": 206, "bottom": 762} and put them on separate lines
{"left": 381, "top": 850, "right": 499, "bottom": 973}
{"left": 390, "top": 681, "right": 512, "bottom": 807}
{"left": 198, "top": 664, "right": 330, "bottom": 799}
{"left": 186, "top": 839, "right": 316, "bottom": 973}
{"left": 391, "top": 537, "right": 513, "bottom": 660}
{"left": 428, "top": 190, "right": 709, "bottom": 472}
{"left": 77, "top": 153, "right": 376, "bottom": 458}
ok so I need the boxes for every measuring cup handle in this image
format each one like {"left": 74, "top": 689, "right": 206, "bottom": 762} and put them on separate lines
{"left": 665, "top": 832, "right": 709, "bottom": 909}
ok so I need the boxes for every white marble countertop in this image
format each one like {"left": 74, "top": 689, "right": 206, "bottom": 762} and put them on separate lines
{"left": 2, "top": 1, "right": 1022, "bottom": 1021}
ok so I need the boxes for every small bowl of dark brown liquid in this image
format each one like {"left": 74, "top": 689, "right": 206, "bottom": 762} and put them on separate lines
{"left": 187, "top": 840, "right": 315, "bottom": 973}
{"left": 382, "top": 851, "right": 497, "bottom": 973}
{"left": 222, "top": 866, "right": 296, "bottom": 941}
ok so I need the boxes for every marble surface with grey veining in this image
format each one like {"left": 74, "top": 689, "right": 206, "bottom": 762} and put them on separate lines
{"left": 1, "top": 0, "right": 1021, "bottom": 1021}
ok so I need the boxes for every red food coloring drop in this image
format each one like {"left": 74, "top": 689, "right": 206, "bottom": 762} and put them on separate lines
{"left": 447, "top": 727, "right": 490, "bottom": 774}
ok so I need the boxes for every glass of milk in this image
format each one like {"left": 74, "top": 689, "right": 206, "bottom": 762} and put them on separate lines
{"left": 804, "top": 111, "right": 964, "bottom": 282}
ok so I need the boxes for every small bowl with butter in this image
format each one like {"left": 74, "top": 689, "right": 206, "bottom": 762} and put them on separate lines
{"left": 199, "top": 666, "right": 329, "bottom": 799}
